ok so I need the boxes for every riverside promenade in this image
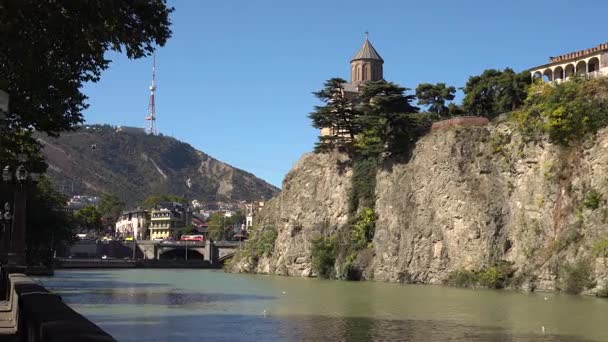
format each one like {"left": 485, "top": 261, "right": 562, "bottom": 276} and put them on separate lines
{"left": 0, "top": 272, "right": 115, "bottom": 341}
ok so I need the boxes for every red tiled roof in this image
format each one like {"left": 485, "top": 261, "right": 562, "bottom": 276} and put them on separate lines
{"left": 549, "top": 42, "right": 608, "bottom": 64}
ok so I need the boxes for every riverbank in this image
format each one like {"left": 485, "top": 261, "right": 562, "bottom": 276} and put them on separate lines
{"left": 55, "top": 258, "right": 215, "bottom": 269}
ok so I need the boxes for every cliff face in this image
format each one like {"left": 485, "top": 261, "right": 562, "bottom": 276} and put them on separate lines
{"left": 230, "top": 122, "right": 608, "bottom": 292}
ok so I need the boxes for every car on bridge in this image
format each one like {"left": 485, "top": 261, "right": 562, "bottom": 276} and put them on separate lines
{"left": 180, "top": 235, "right": 205, "bottom": 242}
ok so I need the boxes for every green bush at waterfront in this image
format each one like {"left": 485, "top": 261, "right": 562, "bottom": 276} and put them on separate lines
{"left": 445, "top": 262, "right": 514, "bottom": 289}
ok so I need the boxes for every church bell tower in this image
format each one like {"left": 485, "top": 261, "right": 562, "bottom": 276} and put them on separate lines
{"left": 350, "top": 33, "right": 384, "bottom": 85}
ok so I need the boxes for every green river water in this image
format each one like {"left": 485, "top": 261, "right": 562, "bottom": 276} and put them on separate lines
{"left": 35, "top": 269, "right": 608, "bottom": 341}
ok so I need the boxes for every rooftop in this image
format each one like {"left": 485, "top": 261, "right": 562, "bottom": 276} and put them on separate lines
{"left": 544, "top": 42, "right": 608, "bottom": 65}
{"left": 352, "top": 37, "right": 383, "bottom": 62}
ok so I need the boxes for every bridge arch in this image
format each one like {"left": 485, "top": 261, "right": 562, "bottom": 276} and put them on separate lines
{"left": 218, "top": 251, "right": 236, "bottom": 263}
{"left": 159, "top": 248, "right": 204, "bottom": 260}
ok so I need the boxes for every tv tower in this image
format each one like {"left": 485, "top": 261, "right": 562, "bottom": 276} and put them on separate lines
{"left": 145, "top": 55, "right": 157, "bottom": 135}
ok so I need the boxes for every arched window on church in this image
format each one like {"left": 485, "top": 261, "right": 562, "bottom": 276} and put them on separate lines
{"left": 362, "top": 65, "right": 368, "bottom": 81}
{"left": 357, "top": 66, "right": 361, "bottom": 81}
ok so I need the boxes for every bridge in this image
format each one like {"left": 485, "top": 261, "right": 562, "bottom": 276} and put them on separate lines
{"left": 136, "top": 240, "right": 240, "bottom": 265}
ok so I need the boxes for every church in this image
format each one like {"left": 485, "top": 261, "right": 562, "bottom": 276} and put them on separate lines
{"left": 320, "top": 35, "right": 384, "bottom": 137}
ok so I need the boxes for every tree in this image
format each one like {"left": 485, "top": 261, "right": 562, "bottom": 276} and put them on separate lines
{"left": 207, "top": 211, "right": 244, "bottom": 241}
{"left": 415, "top": 83, "right": 456, "bottom": 116}
{"left": 98, "top": 193, "right": 125, "bottom": 228}
{"left": 74, "top": 205, "right": 103, "bottom": 232}
{"left": 142, "top": 195, "right": 187, "bottom": 209}
{"left": 447, "top": 103, "right": 465, "bottom": 117}
{"left": 309, "top": 78, "right": 360, "bottom": 152}
{"left": 513, "top": 77, "right": 608, "bottom": 145}
{"left": 0, "top": 0, "right": 173, "bottom": 168}
{"left": 207, "top": 212, "right": 226, "bottom": 241}
{"left": 26, "top": 177, "right": 77, "bottom": 266}
{"left": 462, "top": 68, "right": 530, "bottom": 117}
{"left": 355, "top": 81, "right": 419, "bottom": 156}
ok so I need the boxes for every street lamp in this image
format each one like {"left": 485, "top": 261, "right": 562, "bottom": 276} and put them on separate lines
{"left": 0, "top": 203, "right": 11, "bottom": 239}
{"left": 0, "top": 164, "right": 41, "bottom": 270}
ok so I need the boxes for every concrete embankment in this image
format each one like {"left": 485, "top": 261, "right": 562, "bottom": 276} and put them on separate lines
{"left": 0, "top": 273, "right": 115, "bottom": 341}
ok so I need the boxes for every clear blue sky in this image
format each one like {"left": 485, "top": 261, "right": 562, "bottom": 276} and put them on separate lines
{"left": 82, "top": 0, "right": 608, "bottom": 187}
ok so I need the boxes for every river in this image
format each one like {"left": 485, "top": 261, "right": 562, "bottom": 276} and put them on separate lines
{"left": 35, "top": 269, "right": 607, "bottom": 342}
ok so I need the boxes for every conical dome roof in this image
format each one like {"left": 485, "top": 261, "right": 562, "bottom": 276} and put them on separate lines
{"left": 351, "top": 37, "right": 383, "bottom": 62}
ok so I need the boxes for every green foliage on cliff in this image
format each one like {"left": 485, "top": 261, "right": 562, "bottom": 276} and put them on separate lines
{"left": 308, "top": 78, "right": 360, "bottom": 152}
{"left": 415, "top": 83, "right": 456, "bottom": 116}
{"left": 311, "top": 236, "right": 337, "bottom": 279}
{"left": 355, "top": 81, "right": 420, "bottom": 156}
{"left": 446, "top": 269, "right": 478, "bottom": 287}
{"left": 583, "top": 189, "right": 603, "bottom": 210}
{"left": 351, "top": 208, "right": 375, "bottom": 250}
{"left": 310, "top": 79, "right": 421, "bottom": 156}
{"left": 559, "top": 259, "right": 596, "bottom": 294}
{"left": 513, "top": 77, "right": 608, "bottom": 145}
{"left": 462, "top": 68, "right": 531, "bottom": 117}
{"left": 244, "top": 225, "right": 277, "bottom": 258}
{"left": 445, "top": 262, "right": 514, "bottom": 289}
{"left": 349, "top": 157, "right": 379, "bottom": 213}
{"left": 592, "top": 238, "right": 608, "bottom": 262}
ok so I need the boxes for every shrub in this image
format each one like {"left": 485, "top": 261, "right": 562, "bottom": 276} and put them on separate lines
{"left": 351, "top": 208, "right": 375, "bottom": 250}
{"left": 513, "top": 77, "right": 608, "bottom": 145}
{"left": 255, "top": 227, "right": 278, "bottom": 256}
{"left": 592, "top": 238, "right": 608, "bottom": 265}
{"left": 596, "top": 285, "right": 608, "bottom": 298}
{"left": 555, "top": 226, "right": 581, "bottom": 252}
{"left": 446, "top": 262, "right": 514, "bottom": 289}
{"left": 349, "top": 157, "right": 379, "bottom": 213}
{"left": 445, "top": 269, "right": 478, "bottom": 287}
{"left": 583, "top": 189, "right": 602, "bottom": 210}
{"left": 236, "top": 225, "right": 277, "bottom": 262}
{"left": 478, "top": 261, "right": 514, "bottom": 289}
{"left": 311, "top": 236, "right": 337, "bottom": 279}
{"left": 560, "top": 259, "right": 596, "bottom": 294}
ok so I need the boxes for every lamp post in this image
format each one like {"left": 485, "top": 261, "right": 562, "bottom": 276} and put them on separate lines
{"left": 1, "top": 162, "right": 41, "bottom": 271}
{"left": 0, "top": 202, "right": 11, "bottom": 261}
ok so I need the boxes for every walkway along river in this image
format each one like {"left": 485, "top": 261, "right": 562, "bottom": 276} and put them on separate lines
{"left": 36, "top": 269, "right": 608, "bottom": 342}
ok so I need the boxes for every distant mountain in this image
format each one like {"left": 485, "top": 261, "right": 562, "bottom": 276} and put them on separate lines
{"left": 39, "top": 125, "right": 280, "bottom": 206}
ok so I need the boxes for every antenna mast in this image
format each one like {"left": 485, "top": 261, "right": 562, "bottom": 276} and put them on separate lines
{"left": 145, "top": 55, "right": 157, "bottom": 135}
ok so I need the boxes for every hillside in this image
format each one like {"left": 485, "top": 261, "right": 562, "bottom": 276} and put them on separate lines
{"left": 38, "top": 125, "right": 279, "bottom": 205}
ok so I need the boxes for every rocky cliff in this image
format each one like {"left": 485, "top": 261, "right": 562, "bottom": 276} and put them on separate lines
{"left": 229, "top": 121, "right": 608, "bottom": 293}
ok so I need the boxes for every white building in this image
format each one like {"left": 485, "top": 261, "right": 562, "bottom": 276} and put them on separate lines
{"left": 115, "top": 209, "right": 149, "bottom": 240}
{"left": 245, "top": 201, "right": 265, "bottom": 230}
{"left": 530, "top": 42, "right": 608, "bottom": 83}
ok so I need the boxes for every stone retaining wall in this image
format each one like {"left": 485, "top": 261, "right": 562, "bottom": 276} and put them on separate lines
{"left": 431, "top": 116, "right": 489, "bottom": 130}
{"left": 2, "top": 273, "right": 115, "bottom": 341}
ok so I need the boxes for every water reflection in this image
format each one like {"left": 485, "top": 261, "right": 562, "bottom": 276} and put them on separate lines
{"left": 35, "top": 270, "right": 608, "bottom": 342}
{"left": 89, "top": 314, "right": 595, "bottom": 342}
{"left": 60, "top": 289, "right": 275, "bottom": 306}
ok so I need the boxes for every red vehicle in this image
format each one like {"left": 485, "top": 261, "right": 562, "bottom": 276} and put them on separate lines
{"left": 180, "top": 235, "right": 205, "bottom": 242}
